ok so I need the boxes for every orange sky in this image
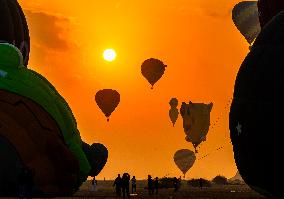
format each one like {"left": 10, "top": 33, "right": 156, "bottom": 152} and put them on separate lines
{"left": 19, "top": 0, "right": 249, "bottom": 180}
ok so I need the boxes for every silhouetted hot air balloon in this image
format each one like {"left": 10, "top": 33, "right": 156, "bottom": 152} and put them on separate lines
{"left": 82, "top": 142, "right": 108, "bottom": 177}
{"left": 141, "top": 58, "right": 167, "bottom": 89}
{"left": 169, "top": 98, "right": 179, "bottom": 127}
{"left": 95, "top": 89, "right": 120, "bottom": 121}
{"left": 180, "top": 102, "right": 213, "bottom": 152}
{"left": 0, "top": 0, "right": 30, "bottom": 66}
{"left": 257, "top": 0, "right": 284, "bottom": 28}
{"left": 174, "top": 149, "right": 196, "bottom": 178}
{"left": 230, "top": 10, "right": 284, "bottom": 198}
{"left": 0, "top": 2, "right": 108, "bottom": 194}
{"left": 232, "top": 1, "right": 260, "bottom": 46}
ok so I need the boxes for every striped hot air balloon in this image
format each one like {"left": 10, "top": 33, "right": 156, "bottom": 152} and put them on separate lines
{"left": 232, "top": 1, "right": 261, "bottom": 45}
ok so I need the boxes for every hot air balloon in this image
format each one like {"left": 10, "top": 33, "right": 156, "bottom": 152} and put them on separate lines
{"left": 141, "top": 58, "right": 167, "bottom": 89}
{"left": 229, "top": 10, "right": 284, "bottom": 198}
{"left": 257, "top": 0, "right": 284, "bottom": 28}
{"left": 0, "top": 0, "right": 30, "bottom": 66}
{"left": 180, "top": 102, "right": 213, "bottom": 152}
{"left": 174, "top": 149, "right": 196, "bottom": 178}
{"left": 169, "top": 98, "right": 179, "bottom": 127}
{"left": 1, "top": 36, "right": 107, "bottom": 197}
{"left": 82, "top": 142, "right": 108, "bottom": 177}
{"left": 95, "top": 89, "right": 120, "bottom": 122}
{"left": 232, "top": 1, "right": 261, "bottom": 46}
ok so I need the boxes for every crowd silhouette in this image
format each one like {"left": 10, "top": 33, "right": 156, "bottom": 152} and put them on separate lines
{"left": 112, "top": 173, "right": 182, "bottom": 198}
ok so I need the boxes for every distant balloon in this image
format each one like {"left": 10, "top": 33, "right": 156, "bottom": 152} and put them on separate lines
{"left": 141, "top": 58, "right": 167, "bottom": 89}
{"left": 174, "top": 149, "right": 196, "bottom": 178}
{"left": 232, "top": 1, "right": 261, "bottom": 45}
{"left": 257, "top": 0, "right": 284, "bottom": 28}
{"left": 95, "top": 89, "right": 120, "bottom": 121}
{"left": 169, "top": 98, "right": 179, "bottom": 127}
{"left": 180, "top": 102, "right": 213, "bottom": 152}
{"left": 169, "top": 98, "right": 178, "bottom": 107}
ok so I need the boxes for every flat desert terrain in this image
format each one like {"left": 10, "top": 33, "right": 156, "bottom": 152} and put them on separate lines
{"left": 4, "top": 180, "right": 262, "bottom": 199}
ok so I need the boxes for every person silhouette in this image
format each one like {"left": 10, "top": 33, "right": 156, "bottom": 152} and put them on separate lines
{"left": 121, "top": 173, "right": 130, "bottom": 199}
{"left": 147, "top": 175, "right": 154, "bottom": 195}
{"left": 113, "top": 174, "right": 122, "bottom": 197}
{"left": 91, "top": 176, "right": 97, "bottom": 191}
{"left": 131, "top": 176, "right": 136, "bottom": 193}
{"left": 154, "top": 177, "right": 159, "bottom": 194}
{"left": 199, "top": 178, "right": 203, "bottom": 189}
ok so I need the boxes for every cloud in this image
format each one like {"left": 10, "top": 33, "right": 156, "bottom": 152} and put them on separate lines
{"left": 25, "top": 10, "right": 75, "bottom": 50}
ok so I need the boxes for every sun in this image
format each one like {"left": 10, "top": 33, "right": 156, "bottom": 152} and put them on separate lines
{"left": 103, "top": 49, "right": 116, "bottom": 62}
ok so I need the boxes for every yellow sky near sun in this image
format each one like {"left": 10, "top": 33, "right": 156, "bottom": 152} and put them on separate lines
{"left": 19, "top": 0, "right": 249, "bottom": 180}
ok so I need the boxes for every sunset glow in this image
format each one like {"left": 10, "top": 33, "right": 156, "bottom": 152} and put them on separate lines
{"left": 18, "top": 0, "right": 248, "bottom": 180}
{"left": 103, "top": 49, "right": 116, "bottom": 62}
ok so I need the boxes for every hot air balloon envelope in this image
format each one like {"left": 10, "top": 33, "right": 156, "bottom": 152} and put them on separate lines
{"left": 232, "top": 1, "right": 261, "bottom": 45}
{"left": 174, "top": 149, "right": 196, "bottom": 177}
{"left": 141, "top": 58, "right": 166, "bottom": 89}
{"left": 95, "top": 89, "right": 120, "bottom": 121}
{"left": 180, "top": 102, "right": 213, "bottom": 150}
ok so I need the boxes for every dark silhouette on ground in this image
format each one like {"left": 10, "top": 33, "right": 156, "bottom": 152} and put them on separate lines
{"left": 121, "top": 173, "right": 130, "bottom": 199}
{"left": 154, "top": 177, "right": 159, "bottom": 194}
{"left": 147, "top": 175, "right": 154, "bottom": 195}
{"left": 131, "top": 176, "right": 136, "bottom": 193}
{"left": 113, "top": 174, "right": 122, "bottom": 197}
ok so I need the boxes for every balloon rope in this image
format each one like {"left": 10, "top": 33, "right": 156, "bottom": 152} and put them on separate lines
{"left": 197, "top": 140, "right": 232, "bottom": 161}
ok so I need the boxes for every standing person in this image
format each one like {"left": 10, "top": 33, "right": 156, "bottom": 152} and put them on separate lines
{"left": 91, "top": 176, "right": 97, "bottom": 191}
{"left": 131, "top": 176, "right": 136, "bottom": 193}
{"left": 154, "top": 177, "right": 159, "bottom": 194}
{"left": 121, "top": 173, "right": 130, "bottom": 199}
{"left": 147, "top": 175, "right": 154, "bottom": 195}
{"left": 113, "top": 174, "right": 122, "bottom": 197}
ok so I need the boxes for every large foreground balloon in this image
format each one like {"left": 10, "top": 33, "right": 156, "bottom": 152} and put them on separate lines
{"left": 95, "top": 89, "right": 120, "bottom": 122}
{"left": 257, "top": 0, "right": 284, "bottom": 28}
{"left": 174, "top": 149, "right": 196, "bottom": 178}
{"left": 0, "top": 0, "right": 30, "bottom": 66}
{"left": 0, "top": 45, "right": 108, "bottom": 195}
{"left": 180, "top": 102, "right": 213, "bottom": 152}
{"left": 169, "top": 98, "right": 179, "bottom": 127}
{"left": 141, "top": 58, "right": 167, "bottom": 89}
{"left": 229, "top": 10, "right": 284, "bottom": 198}
{"left": 232, "top": 1, "right": 260, "bottom": 45}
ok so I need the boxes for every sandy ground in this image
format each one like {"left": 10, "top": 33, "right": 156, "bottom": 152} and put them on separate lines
{"left": 1, "top": 180, "right": 265, "bottom": 199}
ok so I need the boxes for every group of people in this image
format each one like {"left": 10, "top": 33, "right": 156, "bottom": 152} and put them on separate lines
{"left": 147, "top": 175, "right": 159, "bottom": 195}
{"left": 113, "top": 173, "right": 135, "bottom": 199}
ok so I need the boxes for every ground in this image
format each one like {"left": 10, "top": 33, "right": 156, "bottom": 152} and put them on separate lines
{"left": 0, "top": 180, "right": 265, "bottom": 199}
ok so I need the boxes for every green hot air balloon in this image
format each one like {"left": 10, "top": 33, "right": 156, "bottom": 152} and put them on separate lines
{"left": 95, "top": 89, "right": 120, "bottom": 122}
{"left": 141, "top": 58, "right": 167, "bottom": 89}
{"left": 174, "top": 149, "right": 196, "bottom": 178}
{"left": 0, "top": 44, "right": 108, "bottom": 196}
{"left": 232, "top": 1, "right": 261, "bottom": 46}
